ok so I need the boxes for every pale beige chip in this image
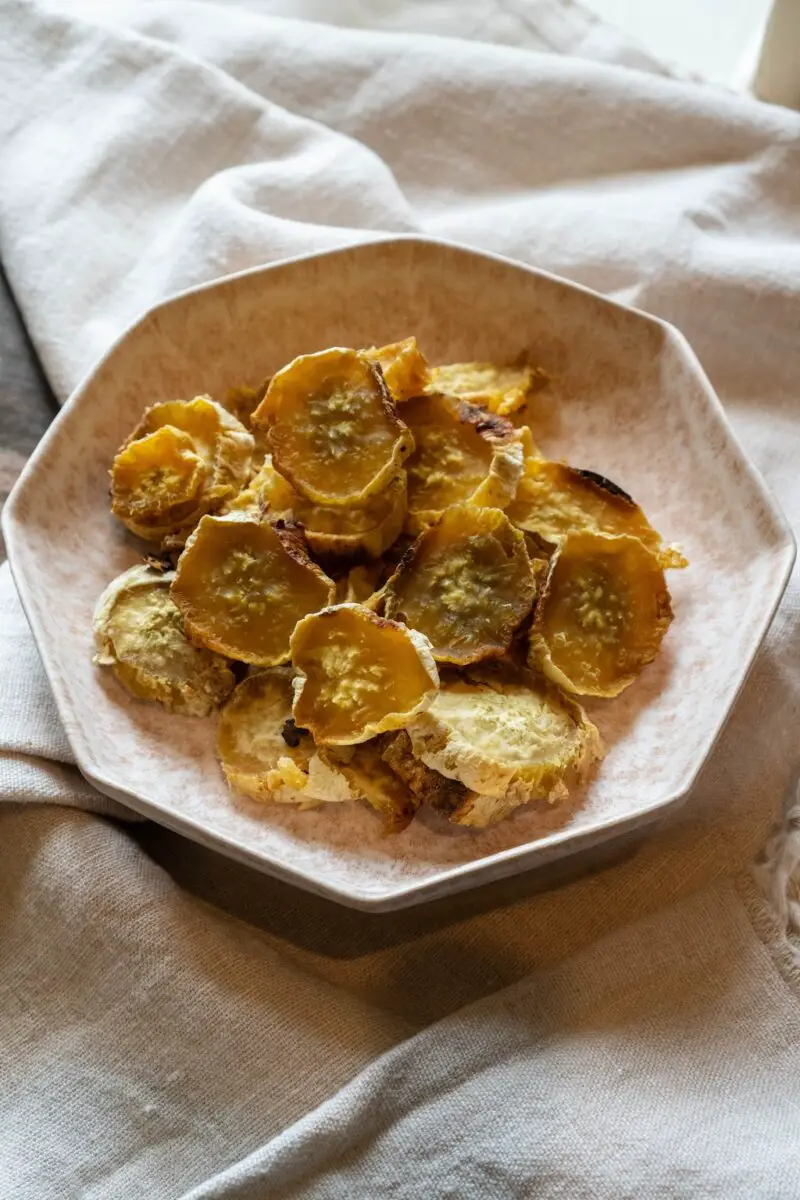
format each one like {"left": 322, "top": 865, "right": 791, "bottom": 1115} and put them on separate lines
{"left": 290, "top": 603, "right": 439, "bottom": 745}
{"left": 383, "top": 505, "right": 538, "bottom": 665}
{"left": 507, "top": 459, "right": 687, "bottom": 569}
{"left": 216, "top": 670, "right": 353, "bottom": 807}
{"left": 529, "top": 530, "right": 674, "bottom": 697}
{"left": 93, "top": 565, "right": 235, "bottom": 716}
{"left": 252, "top": 348, "right": 414, "bottom": 507}
{"left": 407, "top": 664, "right": 603, "bottom": 827}
{"left": 170, "top": 512, "right": 335, "bottom": 665}
{"left": 401, "top": 393, "right": 523, "bottom": 533}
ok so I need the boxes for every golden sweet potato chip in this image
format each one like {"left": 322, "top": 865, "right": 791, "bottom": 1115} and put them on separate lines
{"left": 111, "top": 427, "right": 207, "bottom": 539}
{"left": 361, "top": 337, "right": 429, "bottom": 402}
{"left": 290, "top": 603, "right": 439, "bottom": 744}
{"left": 407, "top": 664, "right": 603, "bottom": 827}
{"left": 230, "top": 457, "right": 407, "bottom": 560}
{"left": 402, "top": 393, "right": 524, "bottom": 533}
{"left": 252, "top": 348, "right": 413, "bottom": 507}
{"left": 426, "top": 360, "right": 548, "bottom": 417}
{"left": 529, "top": 531, "right": 673, "bottom": 697}
{"left": 217, "top": 670, "right": 353, "bottom": 807}
{"left": 111, "top": 396, "right": 253, "bottom": 545}
{"left": 171, "top": 513, "right": 335, "bottom": 665}
{"left": 507, "top": 459, "right": 687, "bottom": 568}
{"left": 93, "top": 565, "right": 235, "bottom": 716}
{"left": 383, "top": 505, "right": 538, "bottom": 665}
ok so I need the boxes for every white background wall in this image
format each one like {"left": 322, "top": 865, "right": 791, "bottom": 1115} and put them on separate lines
{"left": 585, "top": 0, "right": 774, "bottom": 86}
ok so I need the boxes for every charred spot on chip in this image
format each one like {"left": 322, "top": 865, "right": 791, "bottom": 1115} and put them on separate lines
{"left": 456, "top": 401, "right": 514, "bottom": 440}
{"left": 142, "top": 553, "right": 174, "bottom": 573}
{"left": 281, "top": 718, "right": 310, "bottom": 748}
{"left": 573, "top": 468, "right": 634, "bottom": 505}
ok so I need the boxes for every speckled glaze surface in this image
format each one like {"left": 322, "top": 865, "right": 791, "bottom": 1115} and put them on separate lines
{"left": 3, "top": 237, "right": 794, "bottom": 910}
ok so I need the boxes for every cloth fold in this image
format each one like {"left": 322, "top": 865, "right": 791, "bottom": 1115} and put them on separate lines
{"left": 1, "top": 1, "right": 799, "bottom": 1196}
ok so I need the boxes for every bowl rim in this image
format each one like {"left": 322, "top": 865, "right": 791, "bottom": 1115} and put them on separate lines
{"left": 3, "top": 234, "right": 796, "bottom": 911}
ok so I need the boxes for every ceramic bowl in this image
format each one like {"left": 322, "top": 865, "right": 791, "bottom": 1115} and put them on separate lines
{"left": 3, "top": 237, "right": 794, "bottom": 910}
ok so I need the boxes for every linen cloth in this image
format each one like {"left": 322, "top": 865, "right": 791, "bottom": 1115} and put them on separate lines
{"left": 1, "top": 1, "right": 800, "bottom": 1196}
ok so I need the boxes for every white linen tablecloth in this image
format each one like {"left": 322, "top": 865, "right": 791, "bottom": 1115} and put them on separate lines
{"left": 1, "top": 1, "right": 799, "bottom": 1196}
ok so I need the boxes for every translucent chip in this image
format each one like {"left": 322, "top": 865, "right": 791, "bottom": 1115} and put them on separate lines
{"left": 325, "top": 738, "right": 419, "bottom": 832}
{"left": 230, "top": 457, "right": 407, "bottom": 560}
{"left": 252, "top": 348, "right": 414, "bottom": 507}
{"left": 290, "top": 603, "right": 439, "bottom": 744}
{"left": 170, "top": 512, "right": 335, "bottom": 665}
{"left": 426, "top": 359, "right": 548, "bottom": 417}
{"left": 111, "top": 395, "right": 253, "bottom": 545}
{"left": 384, "top": 505, "right": 538, "bottom": 665}
{"left": 529, "top": 531, "right": 674, "bottom": 697}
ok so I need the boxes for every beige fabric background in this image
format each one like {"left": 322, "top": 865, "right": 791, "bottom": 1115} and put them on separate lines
{"left": 1, "top": 0, "right": 799, "bottom": 1195}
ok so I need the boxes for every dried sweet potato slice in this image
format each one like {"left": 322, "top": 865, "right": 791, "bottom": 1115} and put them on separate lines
{"left": 93, "top": 565, "right": 235, "bottom": 716}
{"left": 507, "top": 459, "right": 687, "bottom": 569}
{"left": 112, "top": 396, "right": 254, "bottom": 544}
{"left": 290, "top": 603, "right": 439, "bottom": 744}
{"left": 224, "top": 380, "right": 270, "bottom": 465}
{"left": 217, "top": 670, "right": 353, "bottom": 807}
{"left": 230, "top": 457, "right": 407, "bottom": 560}
{"left": 111, "top": 427, "right": 207, "bottom": 540}
{"left": 171, "top": 513, "right": 335, "bottom": 665}
{"left": 135, "top": 395, "right": 253, "bottom": 499}
{"left": 529, "top": 531, "right": 673, "bottom": 697}
{"left": 252, "top": 348, "right": 414, "bottom": 507}
{"left": 426, "top": 360, "right": 548, "bottom": 417}
{"left": 402, "top": 394, "right": 523, "bottom": 533}
{"left": 325, "top": 739, "right": 419, "bottom": 832}
{"left": 383, "top": 505, "right": 538, "bottom": 665}
{"left": 224, "top": 380, "right": 269, "bottom": 431}
{"left": 407, "top": 665, "right": 603, "bottom": 827}
{"left": 343, "top": 563, "right": 387, "bottom": 605}
{"left": 361, "top": 337, "right": 429, "bottom": 402}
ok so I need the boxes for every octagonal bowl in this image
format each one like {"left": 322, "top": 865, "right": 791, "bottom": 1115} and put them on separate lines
{"left": 3, "top": 237, "right": 794, "bottom": 910}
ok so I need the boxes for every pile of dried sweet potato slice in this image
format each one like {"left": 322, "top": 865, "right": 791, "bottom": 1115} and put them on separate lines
{"left": 94, "top": 338, "right": 685, "bottom": 832}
